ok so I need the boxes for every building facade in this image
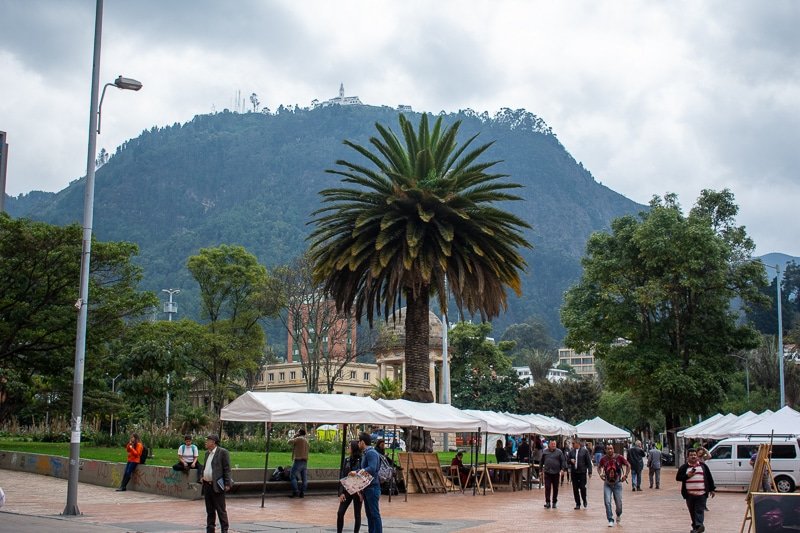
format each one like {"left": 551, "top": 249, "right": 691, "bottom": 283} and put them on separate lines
{"left": 256, "top": 361, "right": 379, "bottom": 396}
{"left": 557, "top": 348, "right": 597, "bottom": 378}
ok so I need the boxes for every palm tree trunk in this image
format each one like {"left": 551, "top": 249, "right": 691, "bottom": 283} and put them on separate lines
{"left": 403, "top": 290, "right": 434, "bottom": 403}
{"left": 403, "top": 290, "right": 434, "bottom": 452}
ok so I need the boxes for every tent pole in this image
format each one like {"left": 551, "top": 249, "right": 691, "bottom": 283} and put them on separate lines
{"left": 388, "top": 425, "right": 397, "bottom": 502}
{"left": 338, "top": 423, "right": 348, "bottom": 486}
{"left": 472, "top": 429, "right": 479, "bottom": 496}
{"left": 404, "top": 445, "right": 412, "bottom": 502}
{"left": 482, "top": 431, "right": 488, "bottom": 495}
{"left": 260, "top": 421, "right": 273, "bottom": 508}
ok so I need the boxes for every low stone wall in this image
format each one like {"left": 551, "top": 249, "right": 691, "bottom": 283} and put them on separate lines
{"left": 0, "top": 451, "right": 202, "bottom": 499}
{"left": 0, "top": 451, "right": 342, "bottom": 500}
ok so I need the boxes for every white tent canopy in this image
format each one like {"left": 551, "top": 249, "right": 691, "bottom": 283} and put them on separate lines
{"left": 377, "top": 399, "right": 487, "bottom": 432}
{"left": 505, "top": 413, "right": 563, "bottom": 435}
{"left": 539, "top": 415, "right": 577, "bottom": 436}
{"left": 576, "top": 416, "right": 630, "bottom": 439}
{"left": 734, "top": 406, "right": 800, "bottom": 436}
{"left": 683, "top": 413, "right": 739, "bottom": 440}
{"left": 220, "top": 391, "right": 398, "bottom": 425}
{"left": 704, "top": 411, "right": 760, "bottom": 440}
{"left": 462, "top": 409, "right": 532, "bottom": 435}
{"left": 677, "top": 413, "right": 724, "bottom": 438}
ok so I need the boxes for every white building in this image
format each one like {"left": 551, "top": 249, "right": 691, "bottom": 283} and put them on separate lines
{"left": 514, "top": 366, "right": 569, "bottom": 387}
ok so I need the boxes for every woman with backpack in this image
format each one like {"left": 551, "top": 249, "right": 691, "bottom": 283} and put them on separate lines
{"left": 337, "top": 440, "right": 363, "bottom": 533}
{"left": 116, "top": 433, "right": 143, "bottom": 492}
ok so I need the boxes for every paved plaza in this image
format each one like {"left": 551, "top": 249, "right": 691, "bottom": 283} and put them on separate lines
{"left": 1, "top": 468, "right": 751, "bottom": 532}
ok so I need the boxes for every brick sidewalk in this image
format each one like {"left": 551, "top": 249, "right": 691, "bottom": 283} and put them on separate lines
{"left": 0, "top": 468, "right": 750, "bottom": 532}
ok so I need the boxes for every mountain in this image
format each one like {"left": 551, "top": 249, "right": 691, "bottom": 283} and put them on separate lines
{"left": 757, "top": 253, "right": 800, "bottom": 277}
{"left": 7, "top": 105, "right": 644, "bottom": 343}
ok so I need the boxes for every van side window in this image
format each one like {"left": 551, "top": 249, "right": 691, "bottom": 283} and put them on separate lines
{"left": 710, "top": 445, "right": 732, "bottom": 460}
{"left": 771, "top": 445, "right": 797, "bottom": 459}
{"left": 737, "top": 445, "right": 758, "bottom": 460}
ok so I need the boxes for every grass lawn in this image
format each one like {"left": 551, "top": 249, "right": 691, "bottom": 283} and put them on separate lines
{"left": 0, "top": 440, "right": 460, "bottom": 469}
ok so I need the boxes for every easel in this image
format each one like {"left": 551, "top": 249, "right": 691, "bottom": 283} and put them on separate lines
{"left": 740, "top": 443, "right": 777, "bottom": 533}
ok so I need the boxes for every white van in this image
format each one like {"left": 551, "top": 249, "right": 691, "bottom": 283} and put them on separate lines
{"left": 705, "top": 436, "right": 800, "bottom": 493}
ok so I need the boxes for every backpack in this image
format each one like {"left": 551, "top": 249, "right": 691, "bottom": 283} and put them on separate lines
{"left": 602, "top": 456, "right": 620, "bottom": 484}
{"left": 139, "top": 444, "right": 149, "bottom": 465}
{"left": 377, "top": 455, "right": 394, "bottom": 483}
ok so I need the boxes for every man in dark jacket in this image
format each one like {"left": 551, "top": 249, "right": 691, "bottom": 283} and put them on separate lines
{"left": 541, "top": 439, "right": 567, "bottom": 509}
{"left": 627, "top": 440, "right": 646, "bottom": 491}
{"left": 201, "top": 434, "right": 232, "bottom": 533}
{"left": 569, "top": 440, "right": 593, "bottom": 509}
{"left": 676, "top": 448, "right": 716, "bottom": 533}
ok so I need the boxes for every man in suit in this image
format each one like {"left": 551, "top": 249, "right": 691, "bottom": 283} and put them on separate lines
{"left": 569, "top": 440, "right": 592, "bottom": 509}
{"left": 201, "top": 434, "right": 232, "bottom": 533}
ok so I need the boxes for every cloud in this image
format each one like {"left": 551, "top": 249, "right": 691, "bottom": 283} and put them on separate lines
{"left": 1, "top": 0, "right": 798, "bottom": 255}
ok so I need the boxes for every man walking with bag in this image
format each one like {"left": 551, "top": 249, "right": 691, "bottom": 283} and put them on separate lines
{"left": 201, "top": 434, "right": 232, "bottom": 533}
{"left": 355, "top": 432, "right": 382, "bottom": 533}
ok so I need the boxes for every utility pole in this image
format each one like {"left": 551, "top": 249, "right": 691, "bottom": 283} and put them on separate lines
{"left": 0, "top": 131, "right": 8, "bottom": 213}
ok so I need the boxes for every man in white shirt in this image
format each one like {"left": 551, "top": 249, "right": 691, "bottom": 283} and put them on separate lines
{"left": 172, "top": 435, "right": 203, "bottom": 482}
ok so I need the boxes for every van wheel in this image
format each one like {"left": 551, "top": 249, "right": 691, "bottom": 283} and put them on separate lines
{"left": 775, "top": 476, "right": 796, "bottom": 493}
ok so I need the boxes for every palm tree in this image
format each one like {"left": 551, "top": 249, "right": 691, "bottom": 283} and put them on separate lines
{"left": 370, "top": 377, "right": 403, "bottom": 400}
{"left": 309, "top": 113, "right": 531, "bottom": 405}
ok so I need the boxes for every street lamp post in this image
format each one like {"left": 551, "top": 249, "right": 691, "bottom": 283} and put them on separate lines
{"left": 64, "top": 0, "right": 141, "bottom": 516}
{"left": 162, "top": 289, "right": 180, "bottom": 426}
{"left": 774, "top": 264, "right": 785, "bottom": 408}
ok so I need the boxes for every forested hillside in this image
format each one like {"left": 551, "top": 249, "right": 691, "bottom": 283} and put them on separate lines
{"left": 8, "top": 105, "right": 643, "bottom": 342}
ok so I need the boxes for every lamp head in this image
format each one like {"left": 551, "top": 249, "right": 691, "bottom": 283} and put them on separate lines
{"left": 114, "top": 76, "right": 142, "bottom": 91}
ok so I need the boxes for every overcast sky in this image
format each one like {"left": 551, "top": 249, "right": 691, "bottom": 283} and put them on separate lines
{"left": 2, "top": 0, "right": 799, "bottom": 256}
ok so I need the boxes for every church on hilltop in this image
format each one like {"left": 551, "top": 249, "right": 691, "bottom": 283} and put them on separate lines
{"left": 316, "top": 83, "right": 363, "bottom": 107}
{"left": 312, "top": 83, "right": 413, "bottom": 112}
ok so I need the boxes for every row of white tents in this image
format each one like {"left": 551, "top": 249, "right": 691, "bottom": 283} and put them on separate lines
{"left": 221, "top": 392, "right": 632, "bottom": 504}
{"left": 221, "top": 392, "right": 631, "bottom": 440}
{"left": 678, "top": 406, "right": 800, "bottom": 441}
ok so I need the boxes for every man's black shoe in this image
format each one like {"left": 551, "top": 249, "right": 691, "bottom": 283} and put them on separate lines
{"left": 299, "top": 492, "right": 304, "bottom": 498}
{"left": 543, "top": 503, "right": 550, "bottom": 508}
{"left": 574, "top": 505, "right": 581, "bottom": 510}
{"left": 289, "top": 492, "right": 298, "bottom": 498}
{"left": 553, "top": 503, "right": 557, "bottom": 509}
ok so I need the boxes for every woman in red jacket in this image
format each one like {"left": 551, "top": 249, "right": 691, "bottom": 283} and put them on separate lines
{"left": 116, "top": 433, "right": 143, "bottom": 491}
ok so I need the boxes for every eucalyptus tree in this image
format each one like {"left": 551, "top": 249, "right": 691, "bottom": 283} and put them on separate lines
{"left": 309, "top": 114, "right": 531, "bottom": 408}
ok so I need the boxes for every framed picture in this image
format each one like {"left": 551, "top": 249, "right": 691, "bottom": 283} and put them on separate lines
{"left": 751, "top": 492, "right": 800, "bottom": 532}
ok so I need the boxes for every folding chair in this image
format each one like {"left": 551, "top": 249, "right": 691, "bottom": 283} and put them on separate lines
{"left": 444, "top": 465, "right": 464, "bottom": 493}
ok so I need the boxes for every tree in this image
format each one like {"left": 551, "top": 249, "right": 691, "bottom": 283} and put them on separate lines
{"left": 523, "top": 348, "right": 557, "bottom": 382}
{"left": 309, "top": 113, "right": 531, "bottom": 413}
{"left": 517, "top": 379, "right": 600, "bottom": 424}
{"left": 0, "top": 214, "right": 157, "bottom": 422}
{"left": 561, "top": 190, "right": 766, "bottom": 444}
{"left": 187, "top": 245, "right": 282, "bottom": 415}
{"left": 449, "top": 322, "right": 523, "bottom": 411}
{"left": 273, "top": 253, "right": 361, "bottom": 393}
{"left": 500, "top": 317, "right": 556, "bottom": 365}
{"left": 370, "top": 377, "right": 403, "bottom": 400}
{"left": 249, "top": 93, "right": 260, "bottom": 112}
{"left": 116, "top": 320, "right": 205, "bottom": 423}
